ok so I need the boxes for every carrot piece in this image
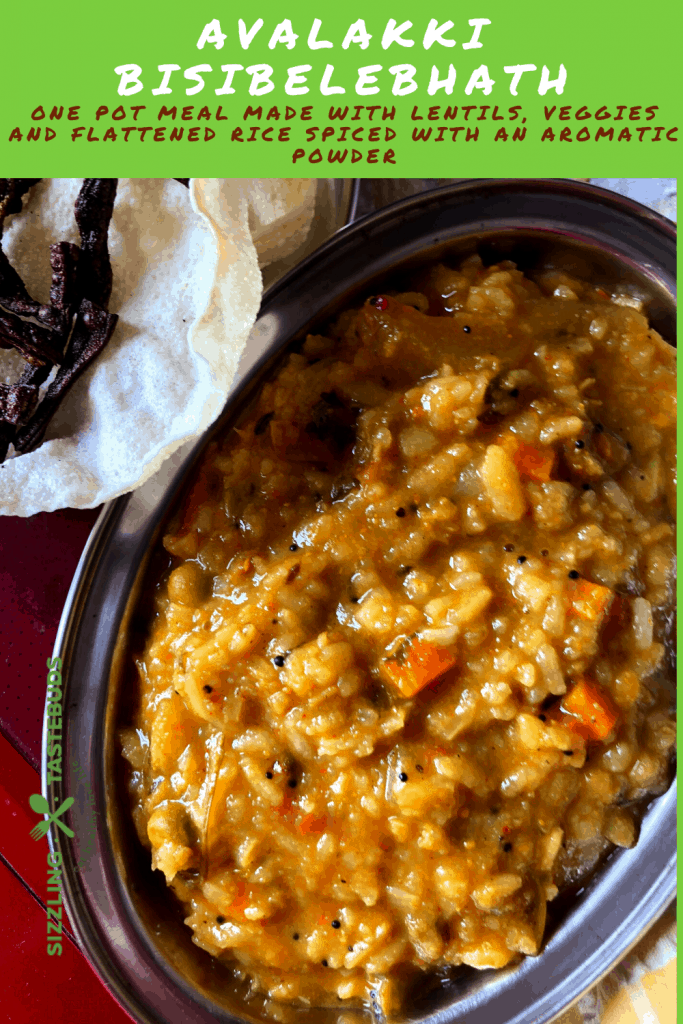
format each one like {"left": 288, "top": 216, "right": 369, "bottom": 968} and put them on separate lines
{"left": 381, "top": 637, "right": 456, "bottom": 698}
{"left": 567, "top": 579, "right": 613, "bottom": 622}
{"left": 298, "top": 813, "right": 327, "bottom": 835}
{"left": 511, "top": 440, "right": 555, "bottom": 483}
{"left": 561, "top": 677, "right": 619, "bottom": 741}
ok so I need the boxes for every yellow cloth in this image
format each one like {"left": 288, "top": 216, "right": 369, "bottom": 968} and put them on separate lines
{"left": 556, "top": 904, "right": 676, "bottom": 1024}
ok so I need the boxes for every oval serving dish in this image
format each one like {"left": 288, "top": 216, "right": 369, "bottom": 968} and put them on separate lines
{"left": 46, "top": 179, "right": 676, "bottom": 1024}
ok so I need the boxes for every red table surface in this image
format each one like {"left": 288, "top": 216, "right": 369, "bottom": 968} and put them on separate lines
{"left": 0, "top": 506, "right": 132, "bottom": 1022}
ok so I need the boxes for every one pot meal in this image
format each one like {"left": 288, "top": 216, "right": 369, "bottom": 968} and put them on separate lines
{"left": 119, "top": 256, "right": 676, "bottom": 1013}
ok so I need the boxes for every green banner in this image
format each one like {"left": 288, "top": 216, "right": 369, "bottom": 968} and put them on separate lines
{"left": 1, "top": 0, "right": 679, "bottom": 175}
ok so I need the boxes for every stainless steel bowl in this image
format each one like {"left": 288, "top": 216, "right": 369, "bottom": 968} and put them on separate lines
{"left": 47, "top": 179, "right": 676, "bottom": 1024}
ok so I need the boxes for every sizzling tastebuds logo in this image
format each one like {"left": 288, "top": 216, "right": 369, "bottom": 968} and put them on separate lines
{"left": 45, "top": 656, "right": 64, "bottom": 786}
{"left": 27, "top": 655, "right": 72, "bottom": 957}
{"left": 28, "top": 655, "right": 70, "bottom": 840}
{"left": 28, "top": 793, "right": 74, "bottom": 840}
{"left": 46, "top": 850, "right": 65, "bottom": 956}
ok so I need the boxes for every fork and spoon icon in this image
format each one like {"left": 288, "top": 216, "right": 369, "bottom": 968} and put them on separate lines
{"left": 28, "top": 793, "right": 75, "bottom": 840}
